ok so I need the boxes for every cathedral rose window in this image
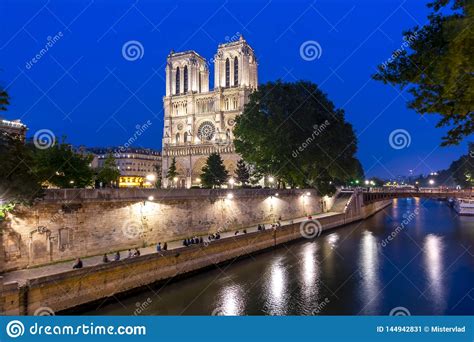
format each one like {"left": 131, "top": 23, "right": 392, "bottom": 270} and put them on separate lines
{"left": 198, "top": 121, "right": 216, "bottom": 141}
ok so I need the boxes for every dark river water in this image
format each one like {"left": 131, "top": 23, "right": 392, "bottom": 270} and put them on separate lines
{"left": 86, "top": 198, "right": 474, "bottom": 315}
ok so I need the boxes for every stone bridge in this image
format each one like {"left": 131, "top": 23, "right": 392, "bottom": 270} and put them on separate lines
{"left": 362, "top": 188, "right": 473, "bottom": 204}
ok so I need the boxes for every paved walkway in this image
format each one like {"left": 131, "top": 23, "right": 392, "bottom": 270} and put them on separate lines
{"left": 2, "top": 212, "right": 341, "bottom": 285}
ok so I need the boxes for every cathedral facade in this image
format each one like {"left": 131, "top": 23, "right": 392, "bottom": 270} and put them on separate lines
{"left": 161, "top": 36, "right": 258, "bottom": 188}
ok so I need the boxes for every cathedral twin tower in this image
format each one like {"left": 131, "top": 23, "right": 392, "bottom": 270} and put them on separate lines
{"left": 162, "top": 36, "right": 258, "bottom": 188}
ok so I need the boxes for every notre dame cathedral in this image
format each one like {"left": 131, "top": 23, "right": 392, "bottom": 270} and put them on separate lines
{"left": 161, "top": 36, "right": 258, "bottom": 188}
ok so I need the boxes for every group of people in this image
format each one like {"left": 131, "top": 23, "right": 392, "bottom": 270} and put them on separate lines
{"left": 156, "top": 242, "right": 168, "bottom": 252}
{"left": 183, "top": 236, "right": 204, "bottom": 246}
{"left": 72, "top": 218, "right": 287, "bottom": 269}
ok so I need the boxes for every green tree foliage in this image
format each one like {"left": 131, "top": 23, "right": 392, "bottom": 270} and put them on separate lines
{"left": 450, "top": 154, "right": 474, "bottom": 187}
{"left": 0, "top": 133, "right": 43, "bottom": 219}
{"left": 32, "top": 138, "right": 94, "bottom": 188}
{"left": 373, "top": 0, "right": 474, "bottom": 146}
{"left": 0, "top": 87, "right": 9, "bottom": 112}
{"left": 166, "top": 157, "right": 178, "bottom": 186}
{"left": 96, "top": 154, "right": 120, "bottom": 187}
{"left": 235, "top": 159, "right": 250, "bottom": 186}
{"left": 233, "top": 81, "right": 363, "bottom": 195}
{"left": 154, "top": 163, "right": 162, "bottom": 188}
{"left": 201, "top": 152, "right": 229, "bottom": 188}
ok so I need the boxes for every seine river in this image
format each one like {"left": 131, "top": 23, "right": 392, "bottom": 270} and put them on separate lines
{"left": 88, "top": 198, "right": 474, "bottom": 315}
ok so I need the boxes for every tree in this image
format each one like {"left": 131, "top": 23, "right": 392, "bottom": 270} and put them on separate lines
{"left": 450, "top": 155, "right": 474, "bottom": 188}
{"left": 154, "top": 163, "right": 162, "bottom": 188}
{"left": 96, "top": 153, "right": 120, "bottom": 187}
{"left": 166, "top": 157, "right": 178, "bottom": 187}
{"left": 32, "top": 138, "right": 94, "bottom": 188}
{"left": 0, "top": 86, "right": 9, "bottom": 112}
{"left": 235, "top": 159, "right": 250, "bottom": 187}
{"left": 201, "top": 152, "right": 229, "bottom": 188}
{"left": 0, "top": 133, "right": 44, "bottom": 220}
{"left": 233, "top": 80, "right": 363, "bottom": 196}
{"left": 373, "top": 0, "right": 474, "bottom": 146}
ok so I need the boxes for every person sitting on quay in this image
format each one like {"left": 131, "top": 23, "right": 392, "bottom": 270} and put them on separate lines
{"left": 216, "top": 233, "right": 221, "bottom": 239}
{"left": 102, "top": 253, "right": 109, "bottom": 263}
{"left": 234, "top": 230, "right": 239, "bottom": 235}
{"left": 127, "top": 249, "right": 132, "bottom": 258}
{"left": 114, "top": 251, "right": 120, "bottom": 261}
{"left": 133, "top": 248, "right": 141, "bottom": 257}
{"left": 243, "top": 229, "right": 247, "bottom": 234}
{"left": 183, "top": 239, "right": 188, "bottom": 247}
{"left": 157, "top": 242, "right": 162, "bottom": 252}
{"left": 73, "top": 258, "right": 83, "bottom": 269}
{"left": 163, "top": 242, "right": 168, "bottom": 251}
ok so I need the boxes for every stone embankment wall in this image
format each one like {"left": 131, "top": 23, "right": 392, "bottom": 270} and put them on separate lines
{"left": 0, "top": 198, "right": 391, "bottom": 316}
{"left": 1, "top": 189, "right": 326, "bottom": 272}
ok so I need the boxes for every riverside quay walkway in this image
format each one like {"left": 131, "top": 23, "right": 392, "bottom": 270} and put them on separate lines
{"left": 2, "top": 213, "right": 339, "bottom": 286}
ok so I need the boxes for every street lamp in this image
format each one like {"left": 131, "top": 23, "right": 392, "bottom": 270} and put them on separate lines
{"left": 429, "top": 179, "right": 435, "bottom": 186}
{"left": 226, "top": 193, "right": 234, "bottom": 200}
{"left": 228, "top": 178, "right": 235, "bottom": 189}
{"left": 146, "top": 174, "right": 156, "bottom": 182}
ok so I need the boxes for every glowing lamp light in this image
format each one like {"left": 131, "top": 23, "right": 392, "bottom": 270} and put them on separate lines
{"left": 365, "top": 180, "right": 369, "bottom": 185}
{"left": 429, "top": 179, "right": 435, "bottom": 186}
{"left": 305, "top": 192, "right": 311, "bottom": 196}
{"left": 268, "top": 176, "right": 275, "bottom": 183}
{"left": 226, "top": 193, "right": 234, "bottom": 200}
{"left": 196, "top": 178, "right": 201, "bottom": 183}
{"left": 173, "top": 177, "right": 178, "bottom": 182}
{"left": 229, "top": 178, "right": 235, "bottom": 185}
{"left": 146, "top": 174, "right": 156, "bottom": 182}
{"left": 148, "top": 196, "right": 154, "bottom": 201}
{"left": 275, "top": 193, "right": 279, "bottom": 197}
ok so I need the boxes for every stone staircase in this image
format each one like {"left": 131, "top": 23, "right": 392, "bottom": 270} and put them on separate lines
{"left": 330, "top": 191, "right": 354, "bottom": 213}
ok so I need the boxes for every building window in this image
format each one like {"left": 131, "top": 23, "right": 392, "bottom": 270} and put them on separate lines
{"left": 183, "top": 66, "right": 188, "bottom": 94}
{"left": 225, "top": 58, "right": 230, "bottom": 88}
{"left": 176, "top": 133, "right": 180, "bottom": 144}
{"left": 176, "top": 67, "right": 180, "bottom": 95}
{"left": 234, "top": 56, "right": 238, "bottom": 86}
{"left": 184, "top": 132, "right": 188, "bottom": 143}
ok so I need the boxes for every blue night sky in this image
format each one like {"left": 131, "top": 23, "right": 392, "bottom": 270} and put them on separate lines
{"left": 0, "top": 0, "right": 471, "bottom": 178}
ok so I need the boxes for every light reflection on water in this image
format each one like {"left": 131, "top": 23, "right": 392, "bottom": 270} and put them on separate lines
{"left": 86, "top": 199, "right": 474, "bottom": 316}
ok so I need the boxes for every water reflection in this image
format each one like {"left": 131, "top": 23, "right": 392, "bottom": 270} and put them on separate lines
{"left": 299, "top": 243, "right": 320, "bottom": 309}
{"left": 423, "top": 234, "right": 446, "bottom": 313}
{"left": 359, "top": 231, "right": 381, "bottom": 314}
{"left": 264, "top": 256, "right": 289, "bottom": 315}
{"left": 214, "top": 283, "right": 245, "bottom": 316}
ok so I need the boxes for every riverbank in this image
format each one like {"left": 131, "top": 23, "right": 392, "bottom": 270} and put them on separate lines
{"left": 0, "top": 197, "right": 391, "bottom": 315}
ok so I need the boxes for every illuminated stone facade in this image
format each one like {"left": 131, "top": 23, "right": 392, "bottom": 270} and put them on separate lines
{"left": 162, "top": 36, "right": 258, "bottom": 188}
